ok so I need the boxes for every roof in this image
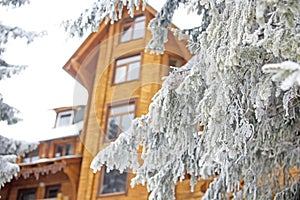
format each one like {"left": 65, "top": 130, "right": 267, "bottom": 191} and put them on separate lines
{"left": 52, "top": 105, "right": 85, "bottom": 113}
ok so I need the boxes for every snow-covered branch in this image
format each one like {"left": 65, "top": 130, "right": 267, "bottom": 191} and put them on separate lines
{"left": 0, "top": 135, "right": 37, "bottom": 188}
{"left": 0, "top": 155, "right": 19, "bottom": 188}
{"left": 0, "top": 0, "right": 41, "bottom": 189}
{"left": 263, "top": 61, "right": 300, "bottom": 91}
{"left": 0, "top": 0, "right": 29, "bottom": 7}
{"left": 88, "top": 0, "right": 299, "bottom": 199}
{"left": 0, "top": 24, "right": 40, "bottom": 45}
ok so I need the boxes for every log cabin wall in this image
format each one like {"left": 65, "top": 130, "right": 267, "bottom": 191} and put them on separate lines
{"left": 0, "top": 107, "right": 84, "bottom": 200}
{"left": 73, "top": 5, "right": 211, "bottom": 200}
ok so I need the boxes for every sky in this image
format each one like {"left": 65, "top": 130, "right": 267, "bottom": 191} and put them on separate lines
{"left": 0, "top": 0, "right": 200, "bottom": 141}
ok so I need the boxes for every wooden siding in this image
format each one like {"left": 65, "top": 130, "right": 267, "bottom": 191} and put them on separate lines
{"left": 0, "top": 135, "right": 83, "bottom": 200}
{"left": 1, "top": 171, "right": 75, "bottom": 200}
{"left": 71, "top": 5, "right": 212, "bottom": 200}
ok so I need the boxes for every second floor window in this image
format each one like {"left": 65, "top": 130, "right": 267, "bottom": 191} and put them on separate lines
{"left": 114, "top": 54, "right": 141, "bottom": 84}
{"left": 55, "top": 142, "right": 74, "bottom": 157}
{"left": 23, "top": 148, "right": 39, "bottom": 163}
{"left": 120, "top": 15, "right": 145, "bottom": 43}
{"left": 106, "top": 102, "right": 135, "bottom": 140}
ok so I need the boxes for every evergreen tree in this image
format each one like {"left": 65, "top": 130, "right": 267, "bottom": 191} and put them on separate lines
{"left": 67, "top": 0, "right": 300, "bottom": 199}
{"left": 0, "top": 0, "right": 38, "bottom": 188}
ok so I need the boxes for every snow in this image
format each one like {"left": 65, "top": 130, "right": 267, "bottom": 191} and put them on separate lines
{"left": 19, "top": 155, "right": 82, "bottom": 166}
{"left": 0, "top": 134, "right": 37, "bottom": 188}
{"left": 83, "top": 0, "right": 300, "bottom": 199}
{"left": 263, "top": 61, "right": 300, "bottom": 90}
{"left": 35, "top": 120, "right": 83, "bottom": 142}
{"left": 1, "top": 0, "right": 300, "bottom": 198}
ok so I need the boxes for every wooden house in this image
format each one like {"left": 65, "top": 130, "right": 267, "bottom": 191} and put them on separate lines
{"left": 63, "top": 4, "right": 210, "bottom": 200}
{"left": 0, "top": 106, "right": 85, "bottom": 200}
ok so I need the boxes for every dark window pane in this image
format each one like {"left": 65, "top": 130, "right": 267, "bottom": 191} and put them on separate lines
{"left": 65, "top": 143, "right": 74, "bottom": 156}
{"left": 101, "top": 168, "right": 128, "bottom": 194}
{"left": 108, "top": 117, "right": 120, "bottom": 140}
{"left": 169, "top": 59, "right": 181, "bottom": 67}
{"left": 45, "top": 185, "right": 61, "bottom": 198}
{"left": 55, "top": 145, "right": 64, "bottom": 157}
{"left": 17, "top": 188, "right": 37, "bottom": 200}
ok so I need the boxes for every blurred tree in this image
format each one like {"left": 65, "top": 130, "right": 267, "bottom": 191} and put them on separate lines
{"left": 0, "top": 0, "right": 38, "bottom": 189}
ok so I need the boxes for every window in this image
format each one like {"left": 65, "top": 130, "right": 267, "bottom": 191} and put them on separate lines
{"left": 106, "top": 101, "right": 135, "bottom": 140}
{"left": 169, "top": 58, "right": 182, "bottom": 68}
{"left": 100, "top": 166, "right": 128, "bottom": 195}
{"left": 17, "top": 188, "right": 37, "bottom": 200}
{"left": 65, "top": 142, "right": 74, "bottom": 156}
{"left": 55, "top": 144, "right": 64, "bottom": 157}
{"left": 114, "top": 54, "right": 141, "bottom": 84}
{"left": 56, "top": 110, "right": 74, "bottom": 127}
{"left": 163, "top": 56, "right": 185, "bottom": 76}
{"left": 120, "top": 15, "right": 145, "bottom": 43}
{"left": 55, "top": 142, "right": 74, "bottom": 157}
{"left": 45, "top": 185, "right": 61, "bottom": 198}
{"left": 23, "top": 148, "right": 39, "bottom": 163}
{"left": 168, "top": 56, "right": 184, "bottom": 73}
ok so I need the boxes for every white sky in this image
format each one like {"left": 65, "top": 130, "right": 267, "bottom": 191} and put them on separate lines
{"left": 0, "top": 0, "right": 200, "bottom": 141}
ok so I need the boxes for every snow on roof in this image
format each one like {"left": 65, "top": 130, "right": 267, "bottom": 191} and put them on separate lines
{"left": 19, "top": 155, "right": 82, "bottom": 166}
{"left": 36, "top": 120, "right": 84, "bottom": 142}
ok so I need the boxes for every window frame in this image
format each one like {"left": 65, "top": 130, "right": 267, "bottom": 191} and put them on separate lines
{"left": 112, "top": 53, "right": 142, "bottom": 85}
{"left": 22, "top": 147, "right": 39, "bottom": 163}
{"left": 17, "top": 188, "right": 37, "bottom": 200}
{"left": 97, "top": 166, "right": 129, "bottom": 197}
{"left": 160, "top": 55, "right": 186, "bottom": 77}
{"left": 44, "top": 184, "right": 61, "bottom": 198}
{"left": 54, "top": 141, "right": 75, "bottom": 158}
{"left": 55, "top": 110, "right": 74, "bottom": 128}
{"left": 167, "top": 55, "right": 185, "bottom": 73}
{"left": 104, "top": 99, "right": 137, "bottom": 142}
{"left": 119, "top": 15, "right": 146, "bottom": 43}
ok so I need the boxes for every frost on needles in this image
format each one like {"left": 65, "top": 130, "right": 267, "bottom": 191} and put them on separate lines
{"left": 0, "top": 135, "right": 37, "bottom": 189}
{"left": 69, "top": 0, "right": 300, "bottom": 199}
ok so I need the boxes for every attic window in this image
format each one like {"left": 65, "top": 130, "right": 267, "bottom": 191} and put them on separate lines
{"left": 120, "top": 15, "right": 145, "bottom": 43}
{"left": 56, "top": 110, "right": 74, "bottom": 127}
